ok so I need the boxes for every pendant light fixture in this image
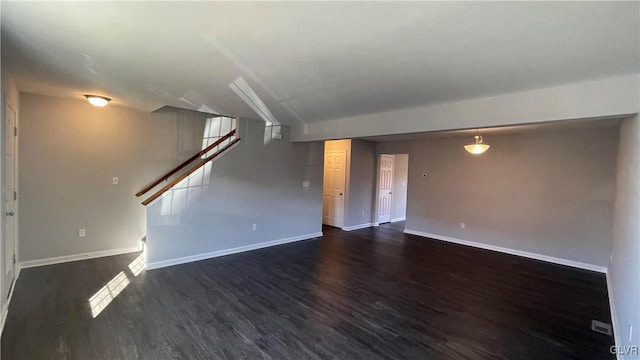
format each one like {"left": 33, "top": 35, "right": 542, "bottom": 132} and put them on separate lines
{"left": 464, "top": 129, "right": 490, "bottom": 154}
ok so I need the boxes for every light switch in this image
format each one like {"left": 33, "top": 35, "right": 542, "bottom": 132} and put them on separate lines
{"left": 302, "top": 181, "right": 310, "bottom": 188}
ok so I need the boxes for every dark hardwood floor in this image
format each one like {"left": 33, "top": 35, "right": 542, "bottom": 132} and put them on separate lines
{"left": 2, "top": 222, "right": 614, "bottom": 359}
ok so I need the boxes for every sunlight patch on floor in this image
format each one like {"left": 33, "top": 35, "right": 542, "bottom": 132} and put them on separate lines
{"left": 128, "top": 253, "right": 146, "bottom": 277}
{"left": 88, "top": 271, "right": 130, "bottom": 318}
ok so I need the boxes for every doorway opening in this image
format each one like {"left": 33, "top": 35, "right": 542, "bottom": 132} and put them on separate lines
{"left": 376, "top": 154, "right": 409, "bottom": 227}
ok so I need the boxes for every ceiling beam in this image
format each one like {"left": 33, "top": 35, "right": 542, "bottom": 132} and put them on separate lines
{"left": 291, "top": 74, "right": 640, "bottom": 142}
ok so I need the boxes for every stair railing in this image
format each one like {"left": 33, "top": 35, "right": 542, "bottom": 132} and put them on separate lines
{"left": 136, "top": 118, "right": 240, "bottom": 205}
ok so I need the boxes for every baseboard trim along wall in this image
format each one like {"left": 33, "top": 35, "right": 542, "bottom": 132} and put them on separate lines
{"left": 606, "top": 271, "right": 621, "bottom": 353}
{"left": 146, "top": 232, "right": 324, "bottom": 270}
{"left": 18, "top": 247, "right": 140, "bottom": 270}
{"left": 391, "top": 217, "right": 406, "bottom": 223}
{"left": 404, "top": 229, "right": 607, "bottom": 273}
{"left": 341, "top": 223, "right": 374, "bottom": 231}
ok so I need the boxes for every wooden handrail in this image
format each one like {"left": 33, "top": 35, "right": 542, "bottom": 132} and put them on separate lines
{"left": 142, "top": 138, "right": 242, "bottom": 206}
{"left": 136, "top": 129, "right": 237, "bottom": 197}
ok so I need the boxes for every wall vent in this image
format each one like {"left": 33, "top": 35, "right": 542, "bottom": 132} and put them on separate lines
{"left": 591, "top": 320, "right": 612, "bottom": 336}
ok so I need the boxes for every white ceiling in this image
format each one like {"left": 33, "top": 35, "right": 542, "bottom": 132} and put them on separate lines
{"left": 2, "top": 2, "right": 639, "bottom": 127}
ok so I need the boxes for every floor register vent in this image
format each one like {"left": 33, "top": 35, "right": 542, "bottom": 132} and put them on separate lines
{"left": 591, "top": 320, "right": 612, "bottom": 336}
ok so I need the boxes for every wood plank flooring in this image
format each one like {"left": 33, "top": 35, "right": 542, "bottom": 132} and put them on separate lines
{"left": 2, "top": 222, "right": 614, "bottom": 359}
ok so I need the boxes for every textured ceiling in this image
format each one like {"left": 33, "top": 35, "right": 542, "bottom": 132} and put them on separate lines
{"left": 2, "top": 2, "right": 639, "bottom": 126}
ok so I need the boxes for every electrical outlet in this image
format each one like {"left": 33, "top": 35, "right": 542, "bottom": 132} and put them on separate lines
{"left": 460, "top": 222, "right": 465, "bottom": 229}
{"left": 252, "top": 224, "right": 257, "bottom": 231}
{"left": 79, "top": 229, "right": 86, "bottom": 238}
{"left": 112, "top": 177, "right": 119, "bottom": 185}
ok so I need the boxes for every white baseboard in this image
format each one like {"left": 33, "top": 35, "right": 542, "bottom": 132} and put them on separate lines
{"left": 342, "top": 223, "right": 374, "bottom": 231}
{"left": 606, "top": 271, "right": 621, "bottom": 354}
{"left": 146, "top": 232, "right": 324, "bottom": 270}
{"left": 404, "top": 229, "right": 607, "bottom": 273}
{"left": 18, "top": 247, "right": 140, "bottom": 270}
{"left": 1, "top": 266, "right": 21, "bottom": 337}
{"left": 391, "top": 217, "right": 406, "bottom": 223}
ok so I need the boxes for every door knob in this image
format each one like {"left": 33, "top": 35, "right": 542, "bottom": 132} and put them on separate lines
{"left": 5, "top": 211, "right": 14, "bottom": 216}
{"left": 339, "top": 193, "right": 343, "bottom": 196}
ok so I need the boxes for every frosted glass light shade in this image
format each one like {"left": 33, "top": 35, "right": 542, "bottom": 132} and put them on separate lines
{"left": 85, "top": 95, "right": 111, "bottom": 107}
{"left": 464, "top": 134, "right": 490, "bottom": 154}
{"left": 464, "top": 143, "right": 490, "bottom": 154}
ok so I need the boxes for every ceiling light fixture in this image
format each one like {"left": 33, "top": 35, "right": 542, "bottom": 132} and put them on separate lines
{"left": 84, "top": 95, "right": 111, "bottom": 107}
{"left": 464, "top": 129, "right": 490, "bottom": 154}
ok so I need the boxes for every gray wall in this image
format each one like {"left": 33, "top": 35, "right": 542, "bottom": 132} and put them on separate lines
{"left": 146, "top": 119, "right": 324, "bottom": 266}
{"left": 344, "top": 139, "right": 376, "bottom": 227}
{"left": 391, "top": 154, "right": 408, "bottom": 221}
{"left": 20, "top": 93, "right": 324, "bottom": 268}
{"left": 18, "top": 93, "right": 208, "bottom": 262}
{"left": 378, "top": 125, "right": 619, "bottom": 267}
{"left": 609, "top": 115, "right": 640, "bottom": 351}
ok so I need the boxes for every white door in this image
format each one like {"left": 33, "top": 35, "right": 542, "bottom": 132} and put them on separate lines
{"left": 4, "top": 104, "right": 17, "bottom": 292}
{"left": 378, "top": 155, "right": 394, "bottom": 224}
{"left": 323, "top": 150, "right": 346, "bottom": 228}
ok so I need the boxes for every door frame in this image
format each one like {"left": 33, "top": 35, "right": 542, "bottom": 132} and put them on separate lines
{"left": 3, "top": 101, "right": 18, "bottom": 298}
{"left": 389, "top": 154, "right": 409, "bottom": 223}
{"left": 322, "top": 149, "right": 347, "bottom": 228}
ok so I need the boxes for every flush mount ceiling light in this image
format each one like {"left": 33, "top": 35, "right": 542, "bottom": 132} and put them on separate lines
{"left": 464, "top": 129, "right": 490, "bottom": 154}
{"left": 84, "top": 95, "right": 111, "bottom": 107}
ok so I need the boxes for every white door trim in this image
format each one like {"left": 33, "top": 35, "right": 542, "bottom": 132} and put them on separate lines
{"left": 4, "top": 102, "right": 17, "bottom": 295}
